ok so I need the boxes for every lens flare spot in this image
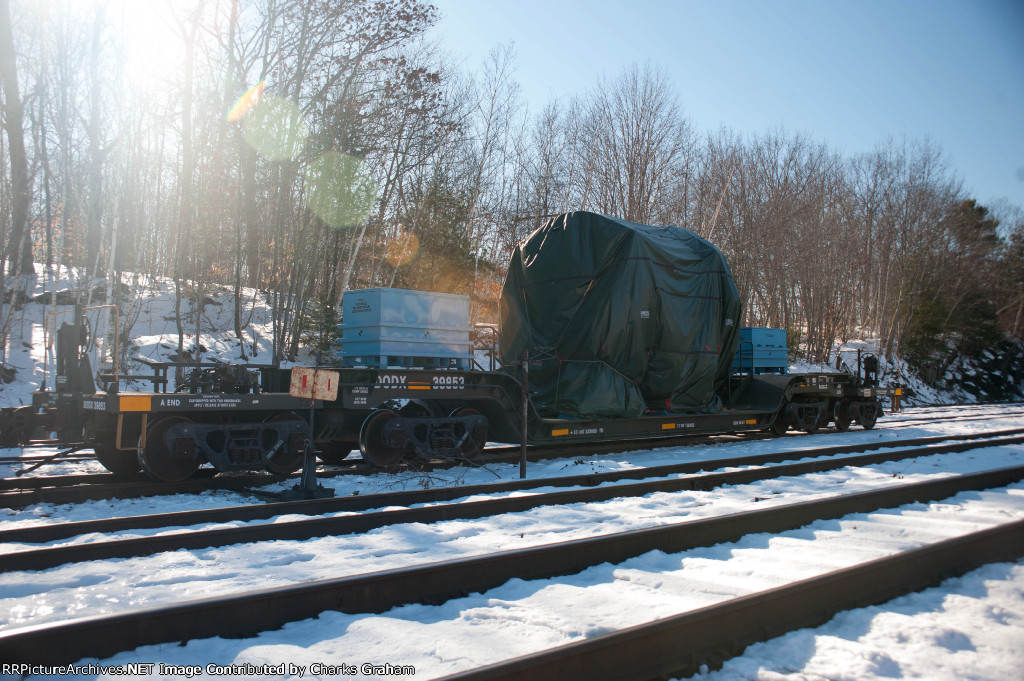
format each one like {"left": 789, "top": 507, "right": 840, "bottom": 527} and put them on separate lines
{"left": 385, "top": 230, "right": 420, "bottom": 268}
{"left": 306, "top": 152, "right": 377, "bottom": 228}
{"left": 226, "top": 81, "right": 265, "bottom": 122}
{"left": 242, "top": 95, "right": 309, "bottom": 161}
{"left": 433, "top": 263, "right": 472, "bottom": 294}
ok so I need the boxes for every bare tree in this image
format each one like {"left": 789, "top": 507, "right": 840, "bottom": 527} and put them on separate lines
{"left": 578, "top": 63, "right": 694, "bottom": 224}
{"left": 0, "top": 0, "right": 33, "bottom": 276}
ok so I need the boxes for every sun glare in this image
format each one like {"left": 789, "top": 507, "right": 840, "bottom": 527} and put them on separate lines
{"left": 106, "top": 0, "right": 194, "bottom": 95}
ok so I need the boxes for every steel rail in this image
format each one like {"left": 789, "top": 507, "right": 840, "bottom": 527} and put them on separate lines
{"left": 3, "top": 407, "right": 1022, "bottom": 506}
{"left": 438, "top": 518, "right": 1024, "bottom": 681}
{"left": 0, "top": 460, "right": 378, "bottom": 492}
{"left": 4, "top": 428, "right": 1024, "bottom": 549}
{"left": 1, "top": 470, "right": 162, "bottom": 489}
{"left": 2, "top": 464, "right": 1022, "bottom": 665}
{"left": 0, "top": 438, "right": 737, "bottom": 501}
{"left": 0, "top": 468, "right": 285, "bottom": 506}
{"left": 876, "top": 409, "right": 1024, "bottom": 429}
{"left": 0, "top": 432, "right": 766, "bottom": 497}
{"left": 4, "top": 433, "right": 1024, "bottom": 573}
{"left": 0, "top": 462, "right": 377, "bottom": 505}
{"left": 0, "top": 452, "right": 94, "bottom": 465}
{"left": 896, "top": 401, "right": 1024, "bottom": 414}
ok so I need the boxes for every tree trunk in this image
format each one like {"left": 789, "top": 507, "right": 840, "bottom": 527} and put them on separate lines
{"left": 0, "top": 0, "right": 34, "bottom": 275}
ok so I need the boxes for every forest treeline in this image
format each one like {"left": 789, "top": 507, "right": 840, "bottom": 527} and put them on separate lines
{"left": 0, "top": 0, "right": 1021, "bottom": 377}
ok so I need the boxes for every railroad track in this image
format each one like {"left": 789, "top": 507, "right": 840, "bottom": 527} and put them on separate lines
{"left": 438, "top": 516, "right": 1024, "bottom": 681}
{"left": 0, "top": 451, "right": 94, "bottom": 466}
{"left": 3, "top": 430, "right": 1024, "bottom": 575}
{"left": 0, "top": 467, "right": 289, "bottom": 506}
{"left": 2, "top": 419, "right": 1015, "bottom": 516}
{"left": 4, "top": 404, "right": 1024, "bottom": 506}
{"left": 875, "top": 407, "right": 1024, "bottom": 429}
{"left": 896, "top": 401, "right": 1024, "bottom": 414}
{"left": 0, "top": 403, "right": 1019, "bottom": 474}
{"left": 2, "top": 463, "right": 1022, "bottom": 669}
{"left": 0, "top": 431, "right": 757, "bottom": 491}
{"left": 0, "top": 461, "right": 381, "bottom": 507}
{"left": 0, "top": 430, "right": 770, "bottom": 499}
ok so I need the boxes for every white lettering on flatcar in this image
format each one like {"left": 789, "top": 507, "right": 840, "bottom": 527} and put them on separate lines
{"left": 188, "top": 397, "right": 242, "bottom": 408}
{"left": 431, "top": 376, "right": 465, "bottom": 389}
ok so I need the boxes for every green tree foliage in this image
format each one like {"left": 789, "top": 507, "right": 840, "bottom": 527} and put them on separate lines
{"left": 902, "top": 200, "right": 1010, "bottom": 383}
{"left": 390, "top": 171, "right": 476, "bottom": 293}
{"left": 299, "top": 296, "right": 340, "bottom": 363}
{"left": 996, "top": 216, "right": 1024, "bottom": 338}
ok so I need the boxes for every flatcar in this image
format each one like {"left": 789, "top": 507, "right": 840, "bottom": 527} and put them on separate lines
{"left": 0, "top": 212, "right": 898, "bottom": 481}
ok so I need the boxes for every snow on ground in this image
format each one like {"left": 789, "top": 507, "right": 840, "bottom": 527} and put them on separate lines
{"left": 0, "top": 268, "right": 287, "bottom": 409}
{"left": 690, "top": 561, "right": 1024, "bottom": 681}
{"left": 0, "top": 407, "right": 1023, "bottom": 680}
{"left": 7, "top": 468, "right": 1023, "bottom": 680}
{"left": 1, "top": 274, "right": 1023, "bottom": 679}
{"left": 3, "top": 430, "right": 1024, "bottom": 631}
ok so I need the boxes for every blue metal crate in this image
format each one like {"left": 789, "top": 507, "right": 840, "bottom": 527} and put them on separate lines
{"left": 733, "top": 327, "right": 788, "bottom": 374}
{"left": 338, "top": 288, "right": 474, "bottom": 368}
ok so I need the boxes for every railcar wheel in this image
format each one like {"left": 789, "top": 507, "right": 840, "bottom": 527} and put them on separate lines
{"left": 815, "top": 403, "right": 831, "bottom": 430}
{"left": 450, "top": 407, "right": 486, "bottom": 461}
{"left": 138, "top": 416, "right": 199, "bottom": 482}
{"left": 834, "top": 400, "right": 852, "bottom": 432}
{"left": 769, "top": 405, "right": 789, "bottom": 437}
{"left": 359, "top": 409, "right": 408, "bottom": 467}
{"left": 316, "top": 441, "right": 355, "bottom": 465}
{"left": 857, "top": 403, "right": 879, "bottom": 430}
{"left": 264, "top": 413, "right": 306, "bottom": 475}
{"left": 95, "top": 443, "right": 142, "bottom": 475}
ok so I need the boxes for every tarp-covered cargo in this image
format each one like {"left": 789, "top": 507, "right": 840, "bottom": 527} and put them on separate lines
{"left": 499, "top": 211, "right": 742, "bottom": 418}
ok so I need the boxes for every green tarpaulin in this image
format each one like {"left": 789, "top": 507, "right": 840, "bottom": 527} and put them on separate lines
{"left": 499, "top": 211, "right": 742, "bottom": 418}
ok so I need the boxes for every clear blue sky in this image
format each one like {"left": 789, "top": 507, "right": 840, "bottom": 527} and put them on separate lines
{"left": 429, "top": 0, "right": 1024, "bottom": 212}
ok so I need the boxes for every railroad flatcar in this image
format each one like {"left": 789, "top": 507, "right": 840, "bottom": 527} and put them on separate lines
{"left": 0, "top": 212, "right": 897, "bottom": 481}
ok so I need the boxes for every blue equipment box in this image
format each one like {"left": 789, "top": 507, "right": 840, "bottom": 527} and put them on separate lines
{"left": 732, "top": 327, "right": 788, "bottom": 374}
{"left": 338, "top": 288, "right": 474, "bottom": 368}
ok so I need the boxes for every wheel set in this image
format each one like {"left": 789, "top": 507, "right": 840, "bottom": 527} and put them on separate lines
{"left": 769, "top": 397, "right": 881, "bottom": 436}
{"left": 131, "top": 414, "right": 311, "bottom": 482}
{"left": 138, "top": 416, "right": 199, "bottom": 482}
{"left": 358, "top": 405, "right": 488, "bottom": 467}
{"left": 93, "top": 404, "right": 494, "bottom": 480}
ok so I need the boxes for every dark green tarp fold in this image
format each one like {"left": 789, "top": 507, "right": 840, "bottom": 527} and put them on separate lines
{"left": 499, "top": 211, "right": 741, "bottom": 418}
